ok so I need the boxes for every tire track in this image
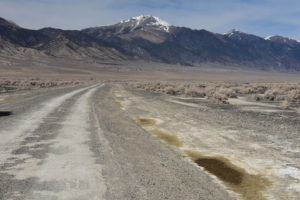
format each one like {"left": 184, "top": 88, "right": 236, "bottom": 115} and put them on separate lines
{"left": 23, "top": 84, "right": 106, "bottom": 200}
{"left": 0, "top": 84, "right": 98, "bottom": 164}
{"left": 0, "top": 84, "right": 102, "bottom": 200}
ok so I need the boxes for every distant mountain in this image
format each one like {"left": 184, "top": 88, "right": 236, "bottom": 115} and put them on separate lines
{"left": 0, "top": 17, "right": 48, "bottom": 48}
{"left": 1, "top": 15, "right": 300, "bottom": 71}
{"left": 265, "top": 35, "right": 300, "bottom": 47}
{"left": 0, "top": 17, "right": 126, "bottom": 61}
{"left": 0, "top": 17, "right": 19, "bottom": 28}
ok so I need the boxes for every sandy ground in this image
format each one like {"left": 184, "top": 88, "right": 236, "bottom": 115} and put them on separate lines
{"left": 1, "top": 59, "right": 300, "bottom": 82}
{"left": 0, "top": 83, "right": 234, "bottom": 200}
{"left": 110, "top": 83, "right": 300, "bottom": 200}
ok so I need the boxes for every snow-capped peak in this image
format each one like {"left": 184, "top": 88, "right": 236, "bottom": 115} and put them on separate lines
{"left": 119, "top": 15, "right": 170, "bottom": 32}
{"left": 224, "top": 29, "right": 245, "bottom": 37}
{"left": 264, "top": 35, "right": 300, "bottom": 45}
{"left": 264, "top": 35, "right": 275, "bottom": 40}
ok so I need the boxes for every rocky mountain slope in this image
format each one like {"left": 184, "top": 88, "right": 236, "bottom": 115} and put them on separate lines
{"left": 1, "top": 15, "right": 300, "bottom": 71}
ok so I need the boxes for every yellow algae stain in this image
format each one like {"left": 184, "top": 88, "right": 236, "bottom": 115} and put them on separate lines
{"left": 185, "top": 150, "right": 271, "bottom": 200}
{"left": 113, "top": 101, "right": 123, "bottom": 108}
{"left": 151, "top": 129, "right": 183, "bottom": 147}
{"left": 136, "top": 117, "right": 157, "bottom": 127}
{"left": 0, "top": 97, "right": 15, "bottom": 103}
{"left": 108, "top": 91, "right": 115, "bottom": 97}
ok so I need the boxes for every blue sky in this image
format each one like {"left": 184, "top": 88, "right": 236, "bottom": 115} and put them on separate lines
{"left": 1, "top": 0, "right": 300, "bottom": 40}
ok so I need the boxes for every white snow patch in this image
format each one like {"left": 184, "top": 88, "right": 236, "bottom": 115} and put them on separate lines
{"left": 264, "top": 35, "right": 275, "bottom": 40}
{"left": 265, "top": 35, "right": 300, "bottom": 43}
{"left": 224, "top": 29, "right": 241, "bottom": 36}
{"left": 119, "top": 15, "right": 170, "bottom": 32}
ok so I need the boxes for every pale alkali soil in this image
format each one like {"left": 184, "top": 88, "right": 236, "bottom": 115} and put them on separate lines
{"left": 111, "top": 83, "right": 300, "bottom": 200}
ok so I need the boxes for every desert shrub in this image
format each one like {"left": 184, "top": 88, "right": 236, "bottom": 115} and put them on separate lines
{"left": 217, "top": 87, "right": 237, "bottom": 98}
{"left": 204, "top": 85, "right": 217, "bottom": 98}
{"left": 254, "top": 85, "right": 268, "bottom": 94}
{"left": 241, "top": 87, "right": 254, "bottom": 94}
{"left": 164, "top": 86, "right": 177, "bottom": 95}
{"left": 287, "top": 89, "right": 300, "bottom": 102}
{"left": 184, "top": 86, "right": 206, "bottom": 97}
{"left": 130, "top": 81, "right": 300, "bottom": 105}
{"left": 280, "top": 100, "right": 290, "bottom": 109}
{"left": 209, "top": 87, "right": 237, "bottom": 104}
{"left": 0, "top": 79, "right": 79, "bottom": 92}
{"left": 263, "top": 88, "right": 284, "bottom": 101}
{"left": 133, "top": 82, "right": 142, "bottom": 88}
{"left": 275, "top": 94, "right": 286, "bottom": 101}
{"left": 252, "top": 94, "right": 261, "bottom": 101}
{"left": 173, "top": 85, "right": 185, "bottom": 95}
{"left": 212, "top": 91, "right": 228, "bottom": 104}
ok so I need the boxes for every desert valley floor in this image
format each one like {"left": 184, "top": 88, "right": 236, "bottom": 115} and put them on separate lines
{"left": 0, "top": 80, "right": 299, "bottom": 200}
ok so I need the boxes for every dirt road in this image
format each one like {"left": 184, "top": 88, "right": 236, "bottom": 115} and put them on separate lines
{"left": 0, "top": 83, "right": 234, "bottom": 200}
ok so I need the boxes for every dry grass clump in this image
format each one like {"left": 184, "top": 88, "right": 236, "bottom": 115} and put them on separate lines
{"left": 129, "top": 81, "right": 300, "bottom": 107}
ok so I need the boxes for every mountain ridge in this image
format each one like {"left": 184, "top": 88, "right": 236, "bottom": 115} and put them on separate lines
{"left": 1, "top": 15, "right": 300, "bottom": 71}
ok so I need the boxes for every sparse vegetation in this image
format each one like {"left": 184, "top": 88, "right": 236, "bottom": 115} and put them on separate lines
{"left": 129, "top": 81, "right": 300, "bottom": 106}
{"left": 0, "top": 79, "right": 82, "bottom": 93}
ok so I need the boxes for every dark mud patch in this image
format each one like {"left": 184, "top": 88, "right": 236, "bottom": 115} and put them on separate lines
{"left": 136, "top": 117, "right": 157, "bottom": 126}
{"left": 0, "top": 111, "right": 12, "bottom": 117}
{"left": 196, "top": 157, "right": 243, "bottom": 185}
{"left": 113, "top": 101, "right": 123, "bottom": 108}
{"left": 151, "top": 129, "right": 183, "bottom": 147}
{"left": 185, "top": 150, "right": 270, "bottom": 200}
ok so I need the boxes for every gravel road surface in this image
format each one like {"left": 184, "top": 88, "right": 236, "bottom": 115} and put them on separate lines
{"left": 0, "top": 83, "right": 234, "bottom": 200}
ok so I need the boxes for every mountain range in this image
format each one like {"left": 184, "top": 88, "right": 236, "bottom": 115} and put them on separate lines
{"left": 1, "top": 15, "right": 300, "bottom": 71}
